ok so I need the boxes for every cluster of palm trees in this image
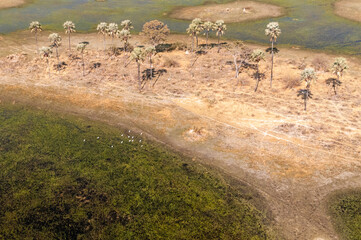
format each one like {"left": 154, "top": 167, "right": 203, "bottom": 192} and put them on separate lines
{"left": 29, "top": 19, "right": 349, "bottom": 110}
{"left": 186, "top": 18, "right": 227, "bottom": 52}
{"left": 97, "top": 20, "right": 133, "bottom": 52}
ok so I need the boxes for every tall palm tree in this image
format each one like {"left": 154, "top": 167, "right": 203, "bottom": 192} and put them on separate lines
{"left": 329, "top": 57, "right": 348, "bottom": 95}
{"left": 48, "top": 33, "right": 62, "bottom": 70}
{"left": 145, "top": 46, "right": 156, "bottom": 80}
{"left": 203, "top": 21, "right": 214, "bottom": 48}
{"left": 107, "top": 23, "right": 119, "bottom": 45}
{"left": 97, "top": 22, "right": 108, "bottom": 51}
{"left": 39, "top": 46, "right": 52, "bottom": 78}
{"left": 251, "top": 49, "right": 265, "bottom": 92}
{"left": 118, "top": 29, "right": 131, "bottom": 53}
{"left": 130, "top": 47, "right": 146, "bottom": 90}
{"left": 214, "top": 20, "right": 227, "bottom": 53}
{"left": 29, "top": 21, "right": 42, "bottom": 52}
{"left": 187, "top": 22, "right": 200, "bottom": 52}
{"left": 77, "top": 41, "right": 89, "bottom": 76}
{"left": 298, "top": 68, "right": 317, "bottom": 111}
{"left": 265, "top": 22, "right": 281, "bottom": 88}
{"left": 121, "top": 20, "right": 133, "bottom": 31}
{"left": 63, "top": 21, "right": 76, "bottom": 51}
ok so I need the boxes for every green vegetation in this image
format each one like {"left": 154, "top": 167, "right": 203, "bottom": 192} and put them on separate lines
{"left": 0, "top": 104, "right": 273, "bottom": 239}
{"left": 329, "top": 192, "right": 361, "bottom": 240}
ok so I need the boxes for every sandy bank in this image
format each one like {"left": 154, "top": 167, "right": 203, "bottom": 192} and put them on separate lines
{"left": 169, "top": 1, "right": 284, "bottom": 23}
{"left": 334, "top": 0, "right": 361, "bottom": 22}
{"left": 0, "top": 32, "right": 361, "bottom": 240}
{"left": 0, "top": 0, "right": 26, "bottom": 9}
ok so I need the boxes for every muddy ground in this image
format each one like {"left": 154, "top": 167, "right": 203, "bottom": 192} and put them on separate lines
{"left": 0, "top": 32, "right": 360, "bottom": 240}
{"left": 0, "top": 0, "right": 26, "bottom": 9}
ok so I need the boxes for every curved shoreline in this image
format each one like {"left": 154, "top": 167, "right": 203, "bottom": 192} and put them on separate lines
{"left": 168, "top": 1, "right": 284, "bottom": 23}
{"left": 0, "top": 0, "right": 26, "bottom": 10}
{"left": 334, "top": 0, "right": 361, "bottom": 23}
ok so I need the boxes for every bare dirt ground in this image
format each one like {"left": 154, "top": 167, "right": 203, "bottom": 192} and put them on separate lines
{"left": 0, "top": 32, "right": 360, "bottom": 240}
{"left": 334, "top": 0, "right": 361, "bottom": 22}
{"left": 169, "top": 1, "right": 284, "bottom": 23}
{"left": 0, "top": 0, "right": 26, "bottom": 9}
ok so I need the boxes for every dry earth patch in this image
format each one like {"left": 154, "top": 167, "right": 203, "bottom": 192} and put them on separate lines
{"left": 334, "top": 0, "right": 361, "bottom": 22}
{"left": 0, "top": 0, "right": 26, "bottom": 9}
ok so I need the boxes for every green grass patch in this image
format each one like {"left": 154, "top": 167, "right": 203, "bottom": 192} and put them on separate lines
{"left": 0, "top": 104, "right": 274, "bottom": 239}
{"left": 329, "top": 191, "right": 361, "bottom": 240}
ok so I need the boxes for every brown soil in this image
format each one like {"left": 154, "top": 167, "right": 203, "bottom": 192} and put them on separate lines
{"left": 0, "top": 0, "right": 26, "bottom": 9}
{"left": 334, "top": 0, "right": 361, "bottom": 22}
{"left": 169, "top": 1, "right": 284, "bottom": 23}
{"left": 1, "top": 31, "right": 361, "bottom": 240}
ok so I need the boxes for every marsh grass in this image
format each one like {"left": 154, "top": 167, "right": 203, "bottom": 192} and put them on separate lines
{"left": 329, "top": 191, "right": 361, "bottom": 240}
{"left": 0, "top": 104, "right": 273, "bottom": 239}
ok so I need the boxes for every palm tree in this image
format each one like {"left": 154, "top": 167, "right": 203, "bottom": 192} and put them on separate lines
{"left": 121, "top": 20, "right": 133, "bottom": 31}
{"left": 77, "top": 41, "right": 89, "bottom": 76}
{"left": 203, "top": 21, "right": 214, "bottom": 48}
{"left": 297, "top": 89, "right": 313, "bottom": 111}
{"left": 130, "top": 47, "right": 146, "bottom": 90}
{"left": 192, "top": 18, "right": 203, "bottom": 48}
{"left": 251, "top": 49, "right": 265, "bottom": 92}
{"left": 118, "top": 29, "right": 131, "bottom": 53}
{"left": 107, "top": 23, "right": 119, "bottom": 45}
{"left": 63, "top": 21, "right": 76, "bottom": 51}
{"left": 186, "top": 23, "right": 198, "bottom": 52}
{"left": 265, "top": 22, "right": 281, "bottom": 88}
{"left": 39, "top": 46, "right": 52, "bottom": 78}
{"left": 214, "top": 20, "right": 227, "bottom": 53}
{"left": 329, "top": 57, "right": 348, "bottom": 95}
{"left": 29, "top": 21, "right": 42, "bottom": 52}
{"left": 145, "top": 46, "right": 156, "bottom": 80}
{"left": 48, "top": 33, "right": 62, "bottom": 70}
{"left": 97, "top": 22, "right": 108, "bottom": 51}
{"left": 300, "top": 68, "right": 317, "bottom": 89}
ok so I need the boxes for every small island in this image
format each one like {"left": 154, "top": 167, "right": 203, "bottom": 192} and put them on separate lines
{"left": 334, "top": 0, "right": 361, "bottom": 23}
{"left": 169, "top": 1, "right": 284, "bottom": 23}
{"left": 0, "top": 0, "right": 26, "bottom": 10}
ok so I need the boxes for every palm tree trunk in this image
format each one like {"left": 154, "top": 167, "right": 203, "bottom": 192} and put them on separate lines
{"left": 82, "top": 52, "right": 85, "bottom": 76}
{"left": 196, "top": 35, "right": 198, "bottom": 48}
{"left": 68, "top": 33, "right": 71, "bottom": 51}
{"left": 254, "top": 64, "right": 260, "bottom": 92}
{"left": 56, "top": 46, "right": 60, "bottom": 72}
{"left": 217, "top": 34, "right": 221, "bottom": 53}
{"left": 234, "top": 55, "right": 239, "bottom": 79}
{"left": 35, "top": 31, "right": 38, "bottom": 53}
{"left": 149, "top": 55, "right": 153, "bottom": 80}
{"left": 191, "top": 35, "right": 194, "bottom": 52}
{"left": 103, "top": 34, "right": 106, "bottom": 51}
{"left": 137, "top": 61, "right": 141, "bottom": 90}
{"left": 206, "top": 31, "right": 209, "bottom": 48}
{"left": 270, "top": 39, "right": 274, "bottom": 88}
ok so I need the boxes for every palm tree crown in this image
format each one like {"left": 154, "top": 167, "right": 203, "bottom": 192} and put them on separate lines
{"left": 214, "top": 20, "right": 227, "bottom": 37}
{"left": 29, "top": 21, "right": 42, "bottom": 33}
{"left": 97, "top": 22, "right": 108, "bottom": 35}
{"left": 48, "top": 33, "right": 62, "bottom": 47}
{"left": 39, "top": 46, "right": 52, "bottom": 58}
{"left": 107, "top": 23, "right": 119, "bottom": 38}
{"left": 251, "top": 49, "right": 265, "bottom": 63}
{"left": 63, "top": 21, "right": 76, "bottom": 34}
{"left": 265, "top": 22, "right": 281, "bottom": 42}
{"left": 331, "top": 57, "right": 348, "bottom": 79}
{"left": 121, "top": 20, "right": 133, "bottom": 31}
{"left": 301, "top": 68, "right": 317, "bottom": 89}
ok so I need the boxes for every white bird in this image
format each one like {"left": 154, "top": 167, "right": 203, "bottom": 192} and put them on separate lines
{"left": 121, "top": 134, "right": 123, "bottom": 137}
{"left": 83, "top": 139, "right": 86, "bottom": 142}
{"left": 140, "top": 133, "right": 143, "bottom": 135}
{"left": 139, "top": 140, "right": 142, "bottom": 142}
{"left": 128, "top": 130, "right": 131, "bottom": 133}
{"left": 132, "top": 136, "right": 134, "bottom": 139}
{"left": 97, "top": 137, "right": 100, "bottom": 139}
{"left": 121, "top": 141, "right": 123, "bottom": 144}
{"left": 111, "top": 145, "right": 114, "bottom": 148}
{"left": 128, "top": 136, "right": 130, "bottom": 138}
{"left": 141, "top": 145, "right": 143, "bottom": 147}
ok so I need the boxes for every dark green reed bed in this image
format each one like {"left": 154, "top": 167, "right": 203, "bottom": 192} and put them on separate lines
{"left": 329, "top": 192, "right": 361, "bottom": 240}
{"left": 0, "top": 104, "right": 273, "bottom": 239}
